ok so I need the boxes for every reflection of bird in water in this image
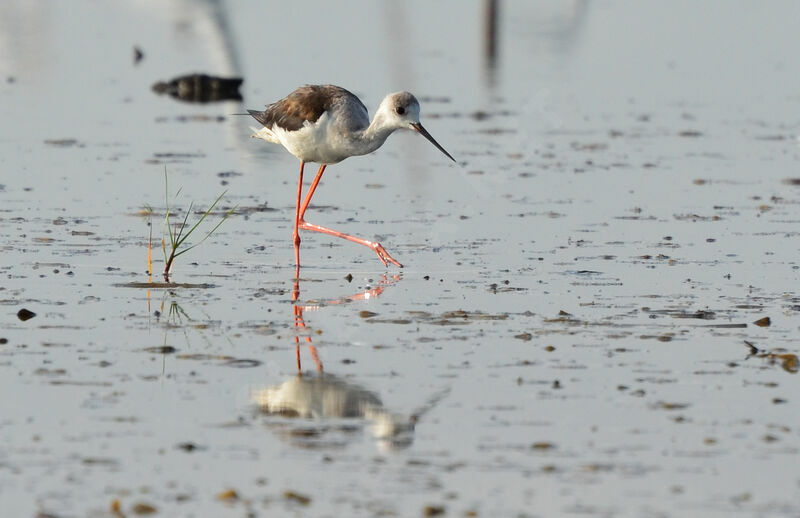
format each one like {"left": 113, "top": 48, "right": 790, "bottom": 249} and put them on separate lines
{"left": 252, "top": 372, "right": 416, "bottom": 450}
{"left": 247, "top": 85, "right": 455, "bottom": 277}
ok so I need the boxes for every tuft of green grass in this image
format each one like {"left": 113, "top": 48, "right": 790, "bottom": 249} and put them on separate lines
{"left": 160, "top": 168, "right": 235, "bottom": 281}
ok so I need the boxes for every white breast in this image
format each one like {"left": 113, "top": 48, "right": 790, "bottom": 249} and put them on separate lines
{"left": 255, "top": 112, "right": 355, "bottom": 164}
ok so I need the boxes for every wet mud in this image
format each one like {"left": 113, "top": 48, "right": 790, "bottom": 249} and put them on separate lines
{"left": 1, "top": 1, "right": 800, "bottom": 517}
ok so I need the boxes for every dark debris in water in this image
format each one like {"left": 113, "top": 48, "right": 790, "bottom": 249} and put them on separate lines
{"left": 44, "top": 138, "right": 83, "bottom": 148}
{"left": 143, "top": 346, "right": 177, "bottom": 354}
{"left": 488, "top": 282, "right": 527, "bottom": 293}
{"left": 652, "top": 401, "right": 690, "bottom": 411}
{"left": 151, "top": 73, "right": 243, "bottom": 103}
{"left": 360, "top": 309, "right": 509, "bottom": 326}
{"left": 131, "top": 502, "right": 158, "bottom": 515}
{"left": 673, "top": 213, "right": 721, "bottom": 222}
{"left": 17, "top": 308, "right": 36, "bottom": 321}
{"left": 115, "top": 282, "right": 216, "bottom": 289}
{"left": 176, "top": 353, "right": 261, "bottom": 368}
{"left": 641, "top": 308, "right": 716, "bottom": 320}
{"left": 175, "top": 441, "right": 205, "bottom": 453}
{"left": 423, "top": 505, "right": 446, "bottom": 517}
{"left": 234, "top": 203, "right": 277, "bottom": 215}
{"left": 224, "top": 358, "right": 262, "bottom": 368}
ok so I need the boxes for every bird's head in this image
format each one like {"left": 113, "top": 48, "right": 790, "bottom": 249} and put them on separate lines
{"left": 378, "top": 91, "right": 455, "bottom": 162}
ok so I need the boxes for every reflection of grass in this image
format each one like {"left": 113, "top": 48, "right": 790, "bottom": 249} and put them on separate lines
{"left": 159, "top": 168, "right": 235, "bottom": 281}
{"left": 167, "top": 300, "right": 191, "bottom": 324}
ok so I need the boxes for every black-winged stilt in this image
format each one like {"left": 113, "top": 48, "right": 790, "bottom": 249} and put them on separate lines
{"left": 248, "top": 84, "right": 455, "bottom": 277}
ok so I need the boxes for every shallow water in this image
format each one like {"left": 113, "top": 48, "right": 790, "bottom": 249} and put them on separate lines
{"left": 2, "top": 1, "right": 800, "bottom": 517}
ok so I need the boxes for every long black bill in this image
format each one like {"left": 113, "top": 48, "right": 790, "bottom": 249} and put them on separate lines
{"left": 411, "top": 123, "right": 456, "bottom": 162}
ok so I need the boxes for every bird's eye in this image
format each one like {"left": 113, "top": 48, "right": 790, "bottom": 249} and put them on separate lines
{"left": 395, "top": 106, "right": 406, "bottom": 115}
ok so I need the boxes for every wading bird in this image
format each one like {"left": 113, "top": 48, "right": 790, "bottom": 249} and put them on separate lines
{"left": 248, "top": 85, "right": 455, "bottom": 277}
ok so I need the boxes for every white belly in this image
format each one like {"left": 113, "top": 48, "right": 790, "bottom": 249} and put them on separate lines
{"left": 252, "top": 112, "right": 353, "bottom": 164}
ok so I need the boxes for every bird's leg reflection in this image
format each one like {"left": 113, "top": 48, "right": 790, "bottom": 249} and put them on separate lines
{"left": 289, "top": 274, "right": 401, "bottom": 372}
{"left": 292, "top": 280, "right": 322, "bottom": 373}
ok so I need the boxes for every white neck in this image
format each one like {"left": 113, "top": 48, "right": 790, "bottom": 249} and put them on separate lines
{"left": 351, "top": 111, "right": 397, "bottom": 157}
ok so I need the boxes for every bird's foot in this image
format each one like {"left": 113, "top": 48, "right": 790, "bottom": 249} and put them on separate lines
{"left": 371, "top": 242, "right": 403, "bottom": 268}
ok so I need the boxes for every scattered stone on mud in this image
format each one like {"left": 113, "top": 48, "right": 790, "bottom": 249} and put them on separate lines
{"left": 753, "top": 317, "right": 771, "bottom": 327}
{"left": 217, "top": 489, "right": 239, "bottom": 501}
{"left": 514, "top": 332, "right": 532, "bottom": 341}
{"left": 359, "top": 310, "right": 378, "bottom": 318}
{"left": 344, "top": 273, "right": 353, "bottom": 282}
{"left": 654, "top": 401, "right": 690, "bottom": 411}
{"left": 284, "top": 490, "right": 311, "bottom": 505}
{"left": 131, "top": 502, "right": 157, "bottom": 515}
{"left": 17, "top": 308, "right": 36, "bottom": 321}
{"left": 423, "top": 505, "right": 445, "bottom": 517}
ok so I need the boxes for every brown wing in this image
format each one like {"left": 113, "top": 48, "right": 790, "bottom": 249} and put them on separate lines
{"left": 247, "top": 85, "right": 369, "bottom": 131}
{"left": 249, "top": 85, "right": 360, "bottom": 132}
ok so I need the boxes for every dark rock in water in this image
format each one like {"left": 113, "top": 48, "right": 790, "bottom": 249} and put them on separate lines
{"left": 152, "top": 73, "right": 243, "bottom": 103}
{"left": 17, "top": 308, "right": 36, "bottom": 321}
{"left": 344, "top": 273, "right": 353, "bottom": 282}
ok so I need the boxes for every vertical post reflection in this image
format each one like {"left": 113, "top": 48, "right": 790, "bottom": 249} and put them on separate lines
{"left": 484, "top": 0, "right": 500, "bottom": 88}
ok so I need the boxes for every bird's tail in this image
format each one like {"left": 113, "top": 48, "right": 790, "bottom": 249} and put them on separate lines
{"left": 250, "top": 126, "right": 275, "bottom": 142}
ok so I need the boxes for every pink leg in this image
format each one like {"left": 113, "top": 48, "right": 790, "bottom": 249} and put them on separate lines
{"left": 299, "top": 221, "right": 403, "bottom": 267}
{"left": 298, "top": 164, "right": 326, "bottom": 221}
{"left": 293, "top": 162, "right": 305, "bottom": 279}
{"left": 297, "top": 164, "right": 403, "bottom": 268}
